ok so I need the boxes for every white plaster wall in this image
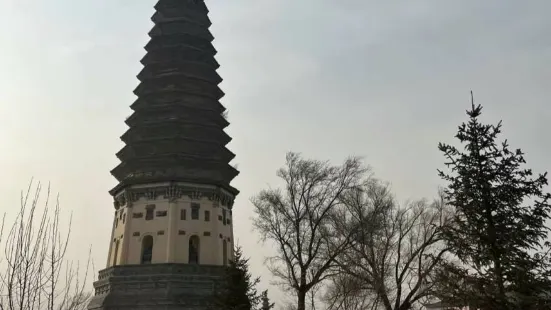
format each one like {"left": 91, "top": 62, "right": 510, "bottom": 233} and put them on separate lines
{"left": 108, "top": 208, "right": 127, "bottom": 266}
{"left": 107, "top": 194, "right": 234, "bottom": 267}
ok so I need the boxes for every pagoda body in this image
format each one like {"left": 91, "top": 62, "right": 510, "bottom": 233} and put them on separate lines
{"left": 88, "top": 0, "right": 238, "bottom": 309}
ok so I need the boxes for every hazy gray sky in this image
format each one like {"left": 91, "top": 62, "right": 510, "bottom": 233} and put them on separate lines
{"left": 0, "top": 0, "right": 550, "bottom": 305}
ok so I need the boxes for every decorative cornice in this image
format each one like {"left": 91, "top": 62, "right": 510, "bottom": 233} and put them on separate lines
{"left": 112, "top": 182, "right": 235, "bottom": 209}
{"left": 97, "top": 263, "right": 225, "bottom": 280}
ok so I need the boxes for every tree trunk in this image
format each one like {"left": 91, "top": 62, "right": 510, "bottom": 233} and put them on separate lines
{"left": 297, "top": 290, "right": 306, "bottom": 310}
{"left": 485, "top": 201, "right": 506, "bottom": 306}
{"left": 398, "top": 301, "right": 412, "bottom": 310}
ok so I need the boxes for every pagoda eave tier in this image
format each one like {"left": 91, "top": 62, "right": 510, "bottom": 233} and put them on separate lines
{"left": 143, "top": 35, "right": 217, "bottom": 56}
{"left": 141, "top": 47, "right": 219, "bottom": 69}
{"left": 133, "top": 78, "right": 224, "bottom": 100}
{"left": 112, "top": 155, "right": 239, "bottom": 174}
{"left": 124, "top": 110, "right": 229, "bottom": 129}
{"left": 148, "top": 22, "right": 214, "bottom": 42}
{"left": 116, "top": 143, "right": 236, "bottom": 163}
{"left": 130, "top": 92, "right": 225, "bottom": 112}
{"left": 120, "top": 124, "right": 232, "bottom": 145}
{"left": 151, "top": 10, "right": 212, "bottom": 26}
{"left": 154, "top": 0, "right": 210, "bottom": 16}
{"left": 137, "top": 62, "right": 222, "bottom": 84}
{"left": 109, "top": 163, "right": 240, "bottom": 197}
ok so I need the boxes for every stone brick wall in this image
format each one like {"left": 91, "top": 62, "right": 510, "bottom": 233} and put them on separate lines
{"left": 88, "top": 263, "right": 225, "bottom": 310}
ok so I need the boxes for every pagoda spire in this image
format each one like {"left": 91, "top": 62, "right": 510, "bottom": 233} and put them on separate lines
{"left": 110, "top": 0, "right": 239, "bottom": 198}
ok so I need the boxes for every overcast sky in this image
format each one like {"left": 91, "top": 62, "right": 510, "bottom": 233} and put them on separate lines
{"left": 0, "top": 0, "right": 549, "bottom": 306}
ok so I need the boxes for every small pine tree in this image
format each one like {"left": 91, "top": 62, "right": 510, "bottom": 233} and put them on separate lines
{"left": 260, "top": 290, "right": 275, "bottom": 310}
{"left": 213, "top": 245, "right": 262, "bottom": 310}
{"left": 436, "top": 93, "right": 551, "bottom": 309}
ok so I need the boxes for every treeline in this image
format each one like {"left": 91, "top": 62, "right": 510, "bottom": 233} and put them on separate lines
{"left": 245, "top": 94, "right": 551, "bottom": 310}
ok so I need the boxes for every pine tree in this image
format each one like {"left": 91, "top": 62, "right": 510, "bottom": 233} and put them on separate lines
{"left": 436, "top": 93, "right": 551, "bottom": 309}
{"left": 213, "top": 245, "right": 262, "bottom": 310}
{"left": 260, "top": 290, "right": 275, "bottom": 310}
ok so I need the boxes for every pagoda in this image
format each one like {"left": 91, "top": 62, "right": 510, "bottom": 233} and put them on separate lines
{"left": 87, "top": 0, "right": 238, "bottom": 309}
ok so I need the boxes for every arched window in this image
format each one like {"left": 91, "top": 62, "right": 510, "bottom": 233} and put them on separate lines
{"left": 141, "top": 235, "right": 153, "bottom": 264}
{"left": 113, "top": 240, "right": 120, "bottom": 266}
{"left": 188, "top": 235, "right": 200, "bottom": 264}
{"left": 222, "top": 240, "right": 228, "bottom": 266}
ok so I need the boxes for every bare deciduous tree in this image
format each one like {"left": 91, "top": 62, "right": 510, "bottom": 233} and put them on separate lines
{"left": 323, "top": 274, "right": 382, "bottom": 310}
{"left": 252, "top": 152, "right": 368, "bottom": 310}
{"left": 0, "top": 181, "right": 92, "bottom": 310}
{"left": 327, "top": 181, "right": 451, "bottom": 310}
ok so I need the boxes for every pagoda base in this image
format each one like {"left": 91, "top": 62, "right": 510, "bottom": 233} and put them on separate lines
{"left": 87, "top": 263, "right": 225, "bottom": 310}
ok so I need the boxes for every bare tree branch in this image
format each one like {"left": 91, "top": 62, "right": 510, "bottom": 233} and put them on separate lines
{"left": 0, "top": 181, "right": 93, "bottom": 310}
{"left": 328, "top": 182, "right": 452, "bottom": 310}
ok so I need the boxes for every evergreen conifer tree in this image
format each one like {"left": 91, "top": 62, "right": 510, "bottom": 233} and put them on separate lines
{"left": 436, "top": 94, "right": 551, "bottom": 309}
{"left": 213, "top": 245, "right": 262, "bottom": 310}
{"left": 260, "top": 290, "right": 275, "bottom": 310}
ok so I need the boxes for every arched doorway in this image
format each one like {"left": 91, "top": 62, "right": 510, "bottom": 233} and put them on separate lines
{"left": 141, "top": 235, "right": 153, "bottom": 264}
{"left": 112, "top": 240, "right": 120, "bottom": 266}
{"left": 189, "top": 235, "right": 200, "bottom": 264}
{"left": 222, "top": 240, "right": 228, "bottom": 266}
